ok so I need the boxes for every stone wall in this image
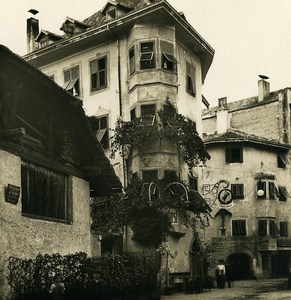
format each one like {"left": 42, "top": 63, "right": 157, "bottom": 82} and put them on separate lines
{"left": 0, "top": 150, "right": 91, "bottom": 299}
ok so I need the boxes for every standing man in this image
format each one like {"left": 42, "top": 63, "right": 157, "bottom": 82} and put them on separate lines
{"left": 225, "top": 262, "right": 232, "bottom": 288}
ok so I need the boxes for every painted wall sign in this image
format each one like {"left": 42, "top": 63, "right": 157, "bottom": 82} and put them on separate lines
{"left": 5, "top": 184, "right": 20, "bottom": 204}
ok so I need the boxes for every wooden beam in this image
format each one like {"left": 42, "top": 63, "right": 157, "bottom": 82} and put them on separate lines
{"left": 0, "top": 127, "right": 25, "bottom": 138}
{"left": 16, "top": 114, "right": 47, "bottom": 140}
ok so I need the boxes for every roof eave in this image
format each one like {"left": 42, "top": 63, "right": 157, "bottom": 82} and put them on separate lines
{"left": 23, "top": 1, "right": 214, "bottom": 79}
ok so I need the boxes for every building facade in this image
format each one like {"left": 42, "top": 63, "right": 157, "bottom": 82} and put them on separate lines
{"left": 23, "top": 0, "right": 214, "bottom": 282}
{"left": 0, "top": 45, "right": 121, "bottom": 299}
{"left": 202, "top": 79, "right": 291, "bottom": 279}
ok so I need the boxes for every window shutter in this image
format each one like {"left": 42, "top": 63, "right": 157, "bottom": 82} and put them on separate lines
{"left": 90, "top": 60, "right": 98, "bottom": 74}
{"left": 64, "top": 70, "right": 71, "bottom": 82}
{"left": 161, "top": 41, "right": 174, "bottom": 55}
{"left": 71, "top": 66, "right": 79, "bottom": 80}
{"left": 225, "top": 148, "right": 231, "bottom": 163}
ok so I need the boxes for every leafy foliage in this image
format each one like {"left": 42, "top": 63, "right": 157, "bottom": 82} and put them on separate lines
{"left": 91, "top": 174, "right": 211, "bottom": 247}
{"left": 110, "top": 100, "right": 210, "bottom": 170}
{"left": 8, "top": 252, "right": 159, "bottom": 299}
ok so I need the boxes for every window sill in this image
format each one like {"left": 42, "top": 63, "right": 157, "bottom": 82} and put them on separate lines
{"left": 186, "top": 91, "right": 196, "bottom": 98}
{"left": 90, "top": 86, "right": 108, "bottom": 95}
{"left": 22, "top": 213, "right": 72, "bottom": 224}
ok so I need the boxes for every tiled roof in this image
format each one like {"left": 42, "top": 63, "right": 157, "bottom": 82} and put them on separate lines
{"left": 83, "top": 0, "right": 161, "bottom": 28}
{"left": 203, "top": 129, "right": 291, "bottom": 149}
{"left": 202, "top": 90, "right": 283, "bottom": 118}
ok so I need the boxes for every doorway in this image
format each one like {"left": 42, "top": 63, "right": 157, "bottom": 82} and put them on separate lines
{"left": 227, "top": 253, "right": 252, "bottom": 280}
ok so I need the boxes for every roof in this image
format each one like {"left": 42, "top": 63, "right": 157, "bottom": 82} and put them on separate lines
{"left": 202, "top": 90, "right": 284, "bottom": 118}
{"left": 203, "top": 129, "right": 291, "bottom": 150}
{"left": 24, "top": 0, "right": 214, "bottom": 82}
{"left": 0, "top": 44, "right": 122, "bottom": 196}
{"left": 35, "top": 30, "right": 63, "bottom": 42}
{"left": 84, "top": 0, "right": 159, "bottom": 27}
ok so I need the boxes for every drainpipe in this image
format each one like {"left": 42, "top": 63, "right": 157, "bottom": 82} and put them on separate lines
{"left": 116, "top": 39, "right": 127, "bottom": 189}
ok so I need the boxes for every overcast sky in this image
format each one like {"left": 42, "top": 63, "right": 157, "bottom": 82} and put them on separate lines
{"left": 1, "top": 0, "right": 291, "bottom": 107}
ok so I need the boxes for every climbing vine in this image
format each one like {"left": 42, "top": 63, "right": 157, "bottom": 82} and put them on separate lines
{"left": 110, "top": 100, "right": 210, "bottom": 170}
{"left": 91, "top": 174, "right": 211, "bottom": 247}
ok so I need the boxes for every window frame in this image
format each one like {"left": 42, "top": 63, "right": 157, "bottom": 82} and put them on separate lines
{"left": 258, "top": 218, "right": 280, "bottom": 237}
{"left": 140, "top": 104, "right": 156, "bottom": 126}
{"left": 232, "top": 219, "right": 247, "bottom": 236}
{"left": 90, "top": 56, "right": 108, "bottom": 92}
{"left": 129, "top": 46, "right": 136, "bottom": 75}
{"left": 280, "top": 221, "right": 288, "bottom": 237}
{"left": 63, "top": 65, "right": 80, "bottom": 97}
{"left": 94, "top": 115, "right": 109, "bottom": 149}
{"left": 231, "top": 183, "right": 244, "bottom": 200}
{"left": 21, "top": 161, "right": 71, "bottom": 223}
{"left": 225, "top": 147, "right": 243, "bottom": 163}
{"left": 142, "top": 169, "right": 158, "bottom": 183}
{"left": 160, "top": 41, "right": 177, "bottom": 72}
{"left": 278, "top": 186, "right": 290, "bottom": 202}
{"left": 139, "top": 41, "right": 155, "bottom": 70}
{"left": 186, "top": 61, "right": 196, "bottom": 96}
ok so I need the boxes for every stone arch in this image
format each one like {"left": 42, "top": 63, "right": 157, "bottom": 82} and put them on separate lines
{"left": 227, "top": 252, "right": 254, "bottom": 280}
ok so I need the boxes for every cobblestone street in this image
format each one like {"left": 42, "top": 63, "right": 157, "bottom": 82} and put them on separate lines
{"left": 161, "top": 279, "right": 289, "bottom": 300}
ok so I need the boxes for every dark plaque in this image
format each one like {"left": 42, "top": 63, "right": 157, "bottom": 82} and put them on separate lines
{"left": 5, "top": 184, "right": 20, "bottom": 204}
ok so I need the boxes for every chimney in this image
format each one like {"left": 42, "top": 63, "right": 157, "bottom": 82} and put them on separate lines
{"left": 258, "top": 75, "right": 270, "bottom": 101}
{"left": 216, "top": 97, "right": 229, "bottom": 134}
{"left": 27, "top": 17, "right": 39, "bottom": 53}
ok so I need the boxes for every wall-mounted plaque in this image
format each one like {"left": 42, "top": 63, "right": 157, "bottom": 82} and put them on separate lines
{"left": 5, "top": 184, "right": 20, "bottom": 204}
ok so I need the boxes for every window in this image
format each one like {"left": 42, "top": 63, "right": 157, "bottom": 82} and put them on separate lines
{"left": 90, "top": 56, "right": 107, "bottom": 91}
{"left": 258, "top": 219, "right": 280, "bottom": 237}
{"left": 188, "top": 175, "right": 198, "bottom": 191}
{"left": 94, "top": 115, "right": 109, "bottom": 149}
{"left": 161, "top": 41, "right": 177, "bottom": 72}
{"left": 232, "top": 220, "right": 246, "bottom": 236}
{"left": 130, "top": 107, "right": 136, "bottom": 121}
{"left": 257, "top": 181, "right": 266, "bottom": 199}
{"left": 225, "top": 147, "right": 243, "bottom": 163}
{"left": 21, "top": 161, "right": 70, "bottom": 222}
{"left": 270, "top": 220, "right": 280, "bottom": 236}
{"left": 258, "top": 220, "right": 267, "bottom": 236}
{"left": 129, "top": 47, "right": 135, "bottom": 75}
{"left": 231, "top": 184, "right": 244, "bottom": 200}
{"left": 162, "top": 104, "right": 179, "bottom": 127}
{"left": 106, "top": 8, "right": 116, "bottom": 20}
{"left": 63, "top": 66, "right": 80, "bottom": 96}
{"left": 257, "top": 181, "right": 279, "bottom": 200}
{"left": 140, "top": 104, "right": 155, "bottom": 126}
{"left": 186, "top": 61, "right": 196, "bottom": 96}
{"left": 277, "top": 153, "right": 289, "bottom": 168}
{"left": 142, "top": 170, "right": 158, "bottom": 182}
{"left": 269, "top": 182, "right": 279, "bottom": 200}
{"left": 278, "top": 186, "right": 290, "bottom": 202}
{"left": 164, "top": 170, "right": 177, "bottom": 180}
{"left": 140, "top": 41, "right": 155, "bottom": 70}
{"left": 280, "top": 221, "right": 288, "bottom": 237}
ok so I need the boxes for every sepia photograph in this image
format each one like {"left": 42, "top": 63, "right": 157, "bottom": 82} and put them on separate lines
{"left": 1, "top": 0, "right": 291, "bottom": 299}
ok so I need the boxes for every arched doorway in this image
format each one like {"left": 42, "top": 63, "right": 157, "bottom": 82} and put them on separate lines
{"left": 227, "top": 253, "right": 252, "bottom": 280}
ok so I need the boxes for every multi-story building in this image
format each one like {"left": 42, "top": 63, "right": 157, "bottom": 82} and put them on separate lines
{"left": 0, "top": 44, "right": 121, "bottom": 299}
{"left": 202, "top": 78, "right": 291, "bottom": 279}
{"left": 23, "top": 0, "right": 214, "bottom": 283}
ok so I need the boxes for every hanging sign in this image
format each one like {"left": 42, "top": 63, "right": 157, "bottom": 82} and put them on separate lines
{"left": 218, "top": 189, "right": 233, "bottom": 207}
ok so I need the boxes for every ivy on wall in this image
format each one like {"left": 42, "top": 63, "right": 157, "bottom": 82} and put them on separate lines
{"left": 110, "top": 100, "right": 210, "bottom": 170}
{"left": 91, "top": 174, "right": 211, "bottom": 247}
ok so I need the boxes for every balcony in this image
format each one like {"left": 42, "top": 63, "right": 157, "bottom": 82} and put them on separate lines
{"left": 258, "top": 237, "right": 277, "bottom": 251}
{"left": 277, "top": 238, "right": 291, "bottom": 249}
